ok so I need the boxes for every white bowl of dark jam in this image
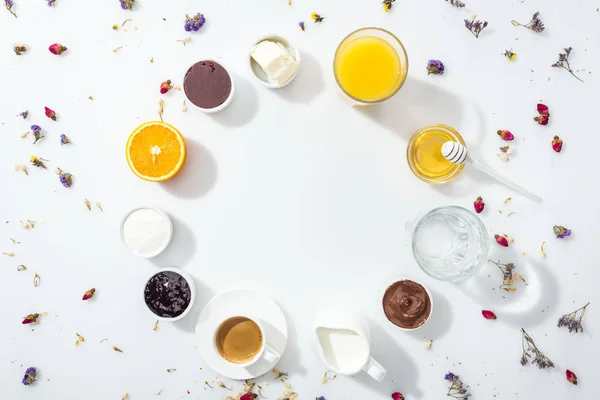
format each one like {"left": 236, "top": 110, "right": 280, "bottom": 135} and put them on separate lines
{"left": 143, "top": 267, "right": 196, "bottom": 322}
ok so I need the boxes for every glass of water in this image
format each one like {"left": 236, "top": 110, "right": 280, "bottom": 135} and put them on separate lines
{"left": 411, "top": 206, "right": 489, "bottom": 282}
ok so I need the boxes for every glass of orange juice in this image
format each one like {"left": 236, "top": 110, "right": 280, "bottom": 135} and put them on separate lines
{"left": 407, "top": 124, "right": 466, "bottom": 184}
{"left": 334, "top": 27, "right": 408, "bottom": 105}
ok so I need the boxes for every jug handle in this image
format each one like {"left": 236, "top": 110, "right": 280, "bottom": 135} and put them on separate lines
{"left": 363, "top": 356, "right": 386, "bottom": 381}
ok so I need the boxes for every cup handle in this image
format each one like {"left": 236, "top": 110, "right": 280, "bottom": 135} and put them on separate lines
{"left": 363, "top": 357, "right": 386, "bottom": 381}
{"left": 262, "top": 345, "right": 280, "bottom": 364}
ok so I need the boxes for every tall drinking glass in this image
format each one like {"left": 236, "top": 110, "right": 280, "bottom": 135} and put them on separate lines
{"left": 412, "top": 206, "right": 489, "bottom": 282}
{"left": 333, "top": 27, "right": 408, "bottom": 106}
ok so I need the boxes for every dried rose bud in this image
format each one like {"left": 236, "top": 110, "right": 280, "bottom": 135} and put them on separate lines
{"left": 566, "top": 369, "right": 578, "bottom": 385}
{"left": 494, "top": 234, "right": 509, "bottom": 247}
{"left": 82, "top": 288, "right": 96, "bottom": 300}
{"left": 22, "top": 313, "right": 40, "bottom": 324}
{"left": 240, "top": 394, "right": 257, "bottom": 400}
{"left": 552, "top": 135, "right": 563, "bottom": 153}
{"left": 44, "top": 107, "right": 57, "bottom": 121}
{"left": 49, "top": 43, "right": 68, "bottom": 55}
{"left": 473, "top": 196, "right": 485, "bottom": 214}
{"left": 160, "top": 80, "right": 172, "bottom": 94}
{"left": 534, "top": 103, "right": 550, "bottom": 125}
{"left": 497, "top": 129, "right": 514, "bottom": 141}
{"left": 537, "top": 103, "right": 549, "bottom": 115}
{"left": 482, "top": 310, "right": 497, "bottom": 320}
{"left": 391, "top": 392, "right": 405, "bottom": 400}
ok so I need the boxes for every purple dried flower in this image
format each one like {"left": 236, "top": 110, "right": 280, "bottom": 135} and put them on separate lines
{"left": 119, "top": 0, "right": 135, "bottom": 10}
{"left": 520, "top": 328, "right": 554, "bottom": 369}
{"left": 444, "top": 372, "right": 471, "bottom": 399}
{"left": 464, "top": 18, "right": 488, "bottom": 38}
{"left": 4, "top": 0, "right": 17, "bottom": 17}
{"left": 47, "top": 0, "right": 55, "bottom": 6}
{"left": 553, "top": 225, "right": 571, "bottom": 239}
{"left": 184, "top": 13, "right": 205, "bottom": 32}
{"left": 22, "top": 367, "right": 37, "bottom": 385}
{"left": 57, "top": 168, "right": 73, "bottom": 188}
{"left": 552, "top": 47, "right": 583, "bottom": 82}
{"left": 19, "top": 111, "right": 29, "bottom": 119}
{"left": 558, "top": 302, "right": 590, "bottom": 333}
{"left": 60, "top": 134, "right": 71, "bottom": 145}
{"left": 444, "top": 372, "right": 455, "bottom": 381}
{"left": 511, "top": 11, "right": 545, "bottom": 32}
{"left": 299, "top": 21, "right": 305, "bottom": 31}
{"left": 427, "top": 59, "right": 445, "bottom": 75}
{"left": 31, "top": 125, "right": 44, "bottom": 144}
{"left": 446, "top": 0, "right": 465, "bottom": 7}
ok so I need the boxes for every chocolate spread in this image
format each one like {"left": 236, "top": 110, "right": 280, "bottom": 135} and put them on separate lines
{"left": 383, "top": 280, "right": 432, "bottom": 329}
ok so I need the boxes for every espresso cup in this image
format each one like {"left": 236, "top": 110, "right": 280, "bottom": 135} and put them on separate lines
{"left": 213, "top": 314, "right": 280, "bottom": 368}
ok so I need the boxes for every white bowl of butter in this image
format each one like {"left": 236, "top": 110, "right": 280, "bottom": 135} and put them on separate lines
{"left": 250, "top": 35, "right": 300, "bottom": 89}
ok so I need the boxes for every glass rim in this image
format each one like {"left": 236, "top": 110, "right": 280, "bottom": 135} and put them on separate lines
{"left": 333, "top": 27, "right": 409, "bottom": 104}
{"left": 406, "top": 124, "right": 466, "bottom": 184}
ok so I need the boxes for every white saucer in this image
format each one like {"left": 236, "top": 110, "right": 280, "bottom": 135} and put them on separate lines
{"left": 194, "top": 289, "right": 288, "bottom": 380}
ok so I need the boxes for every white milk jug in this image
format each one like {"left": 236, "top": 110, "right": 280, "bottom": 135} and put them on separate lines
{"left": 315, "top": 305, "right": 386, "bottom": 381}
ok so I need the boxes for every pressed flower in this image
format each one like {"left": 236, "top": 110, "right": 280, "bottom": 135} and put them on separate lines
{"left": 566, "top": 369, "right": 578, "bottom": 385}
{"left": 22, "top": 313, "right": 40, "bottom": 324}
{"left": 520, "top": 328, "right": 554, "bottom": 369}
{"left": 552, "top": 47, "right": 583, "bottom": 82}
{"left": 558, "top": 302, "right": 589, "bottom": 333}
{"left": 4, "top": 0, "right": 17, "bottom": 18}
{"left": 482, "top": 310, "right": 497, "bottom": 320}
{"left": 48, "top": 43, "right": 67, "bottom": 55}
{"left": 30, "top": 156, "right": 47, "bottom": 169}
{"left": 553, "top": 225, "right": 571, "bottom": 239}
{"left": 473, "top": 196, "right": 484, "bottom": 214}
{"left": 427, "top": 59, "right": 445, "bottom": 75}
{"left": 160, "top": 80, "right": 172, "bottom": 94}
{"left": 391, "top": 392, "right": 404, "bottom": 400}
{"left": 511, "top": 11, "right": 545, "bottom": 32}
{"left": 534, "top": 103, "right": 550, "bottom": 125}
{"left": 446, "top": 0, "right": 465, "bottom": 7}
{"left": 82, "top": 288, "right": 96, "bottom": 300}
{"left": 31, "top": 125, "right": 44, "bottom": 144}
{"left": 311, "top": 12, "right": 324, "bottom": 22}
{"left": 489, "top": 259, "right": 527, "bottom": 292}
{"left": 22, "top": 367, "right": 37, "bottom": 385}
{"left": 119, "top": 0, "right": 135, "bottom": 10}
{"left": 14, "top": 45, "right": 27, "bottom": 55}
{"left": 382, "top": 0, "right": 395, "bottom": 12}
{"left": 494, "top": 234, "right": 509, "bottom": 247}
{"left": 184, "top": 13, "right": 205, "bottom": 32}
{"left": 299, "top": 21, "right": 305, "bottom": 31}
{"left": 497, "top": 129, "right": 514, "bottom": 141}
{"left": 60, "top": 134, "right": 71, "bottom": 145}
{"left": 44, "top": 106, "right": 57, "bottom": 121}
{"left": 504, "top": 49, "right": 516, "bottom": 61}
{"left": 552, "top": 136, "right": 563, "bottom": 152}
{"left": 57, "top": 167, "right": 73, "bottom": 188}
{"left": 464, "top": 18, "right": 488, "bottom": 38}
{"left": 19, "top": 110, "right": 29, "bottom": 119}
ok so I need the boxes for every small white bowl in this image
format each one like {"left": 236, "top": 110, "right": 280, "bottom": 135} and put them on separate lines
{"left": 382, "top": 278, "right": 434, "bottom": 331}
{"left": 183, "top": 58, "right": 235, "bottom": 113}
{"left": 249, "top": 34, "right": 300, "bottom": 89}
{"left": 120, "top": 207, "right": 174, "bottom": 258}
{"left": 143, "top": 267, "right": 196, "bottom": 322}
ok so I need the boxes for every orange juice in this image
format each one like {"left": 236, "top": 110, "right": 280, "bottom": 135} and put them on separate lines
{"left": 334, "top": 36, "right": 404, "bottom": 102}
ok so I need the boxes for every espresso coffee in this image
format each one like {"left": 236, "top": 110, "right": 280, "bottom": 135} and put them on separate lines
{"left": 216, "top": 317, "right": 263, "bottom": 364}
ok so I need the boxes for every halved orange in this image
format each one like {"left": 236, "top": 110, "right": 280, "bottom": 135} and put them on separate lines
{"left": 126, "top": 121, "right": 187, "bottom": 182}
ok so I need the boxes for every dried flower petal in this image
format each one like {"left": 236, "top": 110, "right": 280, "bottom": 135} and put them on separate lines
{"left": 14, "top": 164, "right": 29, "bottom": 175}
{"left": 424, "top": 339, "right": 433, "bottom": 350}
{"left": 17, "top": 265, "right": 27, "bottom": 271}
{"left": 33, "top": 273, "right": 41, "bottom": 287}
{"left": 122, "top": 393, "right": 129, "bottom": 400}
{"left": 495, "top": 234, "right": 509, "bottom": 247}
{"left": 82, "top": 288, "right": 96, "bottom": 300}
{"left": 392, "top": 393, "right": 404, "bottom": 400}
{"left": 553, "top": 225, "right": 571, "bottom": 239}
{"left": 48, "top": 43, "right": 67, "bottom": 55}
{"left": 482, "top": 310, "right": 497, "bottom": 320}
{"left": 497, "top": 129, "right": 514, "bottom": 141}
{"left": 566, "top": 369, "right": 578, "bottom": 385}
{"left": 22, "top": 313, "right": 40, "bottom": 324}
{"left": 153, "top": 320, "right": 159, "bottom": 331}
{"left": 552, "top": 136, "right": 563, "bottom": 153}
{"left": 113, "top": 345, "right": 123, "bottom": 353}
{"left": 540, "top": 242, "right": 546, "bottom": 259}
{"left": 166, "top": 368, "right": 176, "bottom": 373}
{"left": 3, "top": 251, "right": 14, "bottom": 256}
{"left": 96, "top": 201, "right": 103, "bottom": 212}
{"left": 76, "top": 333, "right": 85, "bottom": 347}
{"left": 473, "top": 196, "right": 485, "bottom": 214}
{"left": 84, "top": 199, "right": 91, "bottom": 211}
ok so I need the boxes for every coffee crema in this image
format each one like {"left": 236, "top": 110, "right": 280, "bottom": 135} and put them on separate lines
{"left": 382, "top": 280, "right": 431, "bottom": 329}
{"left": 216, "top": 317, "right": 263, "bottom": 364}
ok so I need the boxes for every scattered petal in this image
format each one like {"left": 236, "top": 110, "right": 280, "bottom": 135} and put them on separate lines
{"left": 504, "top": 197, "right": 512, "bottom": 204}
{"left": 482, "top": 310, "right": 497, "bottom": 320}
{"left": 2, "top": 251, "right": 14, "bottom": 256}
{"left": 17, "top": 265, "right": 27, "bottom": 271}
{"left": 84, "top": 199, "right": 91, "bottom": 211}
{"left": 153, "top": 320, "right": 159, "bottom": 331}
{"left": 122, "top": 393, "right": 129, "bottom": 400}
{"left": 424, "top": 339, "right": 433, "bottom": 350}
{"left": 166, "top": 368, "right": 176, "bottom": 373}
{"left": 14, "top": 164, "right": 29, "bottom": 175}
{"left": 540, "top": 242, "right": 546, "bottom": 259}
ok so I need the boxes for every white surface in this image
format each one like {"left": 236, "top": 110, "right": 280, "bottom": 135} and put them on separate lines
{"left": 0, "top": 0, "right": 599, "bottom": 399}
{"left": 122, "top": 207, "right": 172, "bottom": 257}
{"left": 194, "top": 289, "right": 288, "bottom": 380}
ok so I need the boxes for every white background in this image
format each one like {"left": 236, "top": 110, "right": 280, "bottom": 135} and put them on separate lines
{"left": 1, "top": 0, "right": 599, "bottom": 399}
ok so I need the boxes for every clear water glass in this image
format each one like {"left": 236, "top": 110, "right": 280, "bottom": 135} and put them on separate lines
{"left": 412, "top": 206, "right": 489, "bottom": 282}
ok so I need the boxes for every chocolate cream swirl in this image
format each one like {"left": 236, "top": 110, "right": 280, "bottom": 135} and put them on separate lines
{"left": 383, "top": 280, "right": 431, "bottom": 329}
